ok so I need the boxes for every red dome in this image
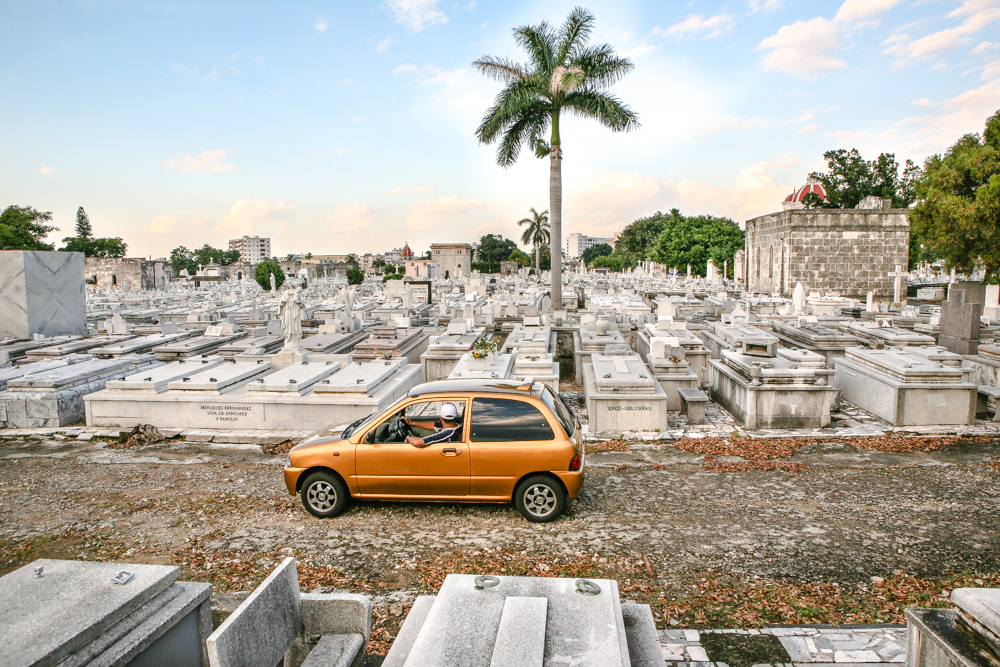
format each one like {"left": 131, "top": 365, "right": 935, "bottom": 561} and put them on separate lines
{"left": 785, "top": 179, "right": 826, "bottom": 203}
{"left": 401, "top": 243, "right": 413, "bottom": 257}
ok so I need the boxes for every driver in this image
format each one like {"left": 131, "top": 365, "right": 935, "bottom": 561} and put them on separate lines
{"left": 404, "top": 403, "right": 461, "bottom": 449}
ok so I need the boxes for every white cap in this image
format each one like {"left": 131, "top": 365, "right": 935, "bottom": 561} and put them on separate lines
{"left": 440, "top": 403, "right": 459, "bottom": 421}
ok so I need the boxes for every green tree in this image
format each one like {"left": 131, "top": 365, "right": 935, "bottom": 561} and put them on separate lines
{"left": 476, "top": 234, "right": 519, "bottom": 263}
{"left": 75, "top": 207, "right": 93, "bottom": 238}
{"left": 475, "top": 6, "right": 639, "bottom": 309}
{"left": 581, "top": 242, "right": 613, "bottom": 265}
{"left": 591, "top": 254, "right": 633, "bottom": 271}
{"left": 615, "top": 210, "right": 678, "bottom": 258}
{"left": 254, "top": 260, "right": 285, "bottom": 291}
{"left": 508, "top": 248, "right": 531, "bottom": 266}
{"left": 911, "top": 110, "right": 1000, "bottom": 282}
{"left": 346, "top": 254, "right": 359, "bottom": 267}
{"left": 516, "top": 207, "right": 550, "bottom": 273}
{"left": 346, "top": 267, "right": 365, "bottom": 285}
{"left": 372, "top": 257, "right": 387, "bottom": 270}
{"left": 810, "top": 148, "right": 920, "bottom": 209}
{"left": 169, "top": 246, "right": 196, "bottom": 274}
{"left": 651, "top": 213, "right": 744, "bottom": 278}
{"left": 0, "top": 205, "right": 57, "bottom": 250}
{"left": 62, "top": 236, "right": 127, "bottom": 257}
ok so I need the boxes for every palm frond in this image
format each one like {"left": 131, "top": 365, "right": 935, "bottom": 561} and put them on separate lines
{"left": 573, "top": 44, "right": 634, "bottom": 89}
{"left": 495, "top": 107, "right": 550, "bottom": 168}
{"left": 475, "top": 78, "right": 549, "bottom": 144}
{"left": 514, "top": 23, "right": 556, "bottom": 72}
{"left": 472, "top": 55, "right": 529, "bottom": 84}
{"left": 557, "top": 7, "right": 594, "bottom": 64}
{"left": 563, "top": 89, "right": 640, "bottom": 132}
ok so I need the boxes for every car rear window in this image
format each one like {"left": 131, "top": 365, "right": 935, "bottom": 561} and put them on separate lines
{"left": 470, "top": 398, "right": 554, "bottom": 442}
{"left": 539, "top": 385, "right": 576, "bottom": 438}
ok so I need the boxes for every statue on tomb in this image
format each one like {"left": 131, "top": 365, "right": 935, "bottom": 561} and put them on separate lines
{"left": 792, "top": 283, "right": 807, "bottom": 314}
{"left": 269, "top": 272, "right": 277, "bottom": 293}
{"left": 278, "top": 287, "right": 305, "bottom": 351}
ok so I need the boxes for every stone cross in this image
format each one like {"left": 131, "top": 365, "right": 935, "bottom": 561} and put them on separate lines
{"left": 888, "top": 264, "right": 910, "bottom": 305}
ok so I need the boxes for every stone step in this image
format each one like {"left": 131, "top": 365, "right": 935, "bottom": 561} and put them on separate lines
{"left": 622, "top": 603, "right": 666, "bottom": 667}
{"left": 382, "top": 596, "right": 436, "bottom": 667}
{"left": 166, "top": 360, "right": 271, "bottom": 392}
{"left": 488, "top": 596, "right": 547, "bottom": 667}
{"left": 107, "top": 356, "right": 225, "bottom": 393}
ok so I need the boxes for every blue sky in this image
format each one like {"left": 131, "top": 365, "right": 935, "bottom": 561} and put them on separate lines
{"left": 2, "top": 0, "right": 999, "bottom": 258}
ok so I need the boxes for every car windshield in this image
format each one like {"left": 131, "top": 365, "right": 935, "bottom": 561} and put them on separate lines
{"left": 341, "top": 395, "right": 408, "bottom": 438}
{"left": 538, "top": 384, "right": 576, "bottom": 438}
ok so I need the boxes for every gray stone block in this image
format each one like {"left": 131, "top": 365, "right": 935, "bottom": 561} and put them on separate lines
{"left": 622, "top": 603, "right": 666, "bottom": 667}
{"left": 488, "top": 596, "right": 547, "bottom": 667}
{"left": 0, "top": 251, "right": 87, "bottom": 338}
{"left": 382, "top": 596, "right": 436, "bottom": 667}
{"left": 299, "top": 634, "right": 365, "bottom": 667}
{"left": 207, "top": 556, "right": 302, "bottom": 667}
{"left": 287, "top": 593, "right": 372, "bottom": 667}
{"left": 0, "top": 558, "right": 180, "bottom": 667}
{"left": 951, "top": 588, "right": 1000, "bottom": 648}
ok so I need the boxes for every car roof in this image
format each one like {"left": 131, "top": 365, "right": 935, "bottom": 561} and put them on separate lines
{"left": 407, "top": 378, "right": 540, "bottom": 398}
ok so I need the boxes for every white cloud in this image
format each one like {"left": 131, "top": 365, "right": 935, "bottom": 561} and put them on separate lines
{"left": 798, "top": 124, "right": 821, "bottom": 134}
{"left": 834, "top": 0, "right": 903, "bottom": 26}
{"left": 912, "top": 97, "right": 937, "bottom": 107}
{"left": 893, "top": 79, "right": 1000, "bottom": 155}
{"left": 144, "top": 215, "right": 210, "bottom": 236}
{"left": 984, "top": 60, "right": 1000, "bottom": 78}
{"left": 974, "top": 41, "right": 999, "bottom": 53}
{"left": 377, "top": 36, "right": 397, "bottom": 53}
{"left": 387, "top": 185, "right": 435, "bottom": 197}
{"left": 405, "top": 195, "right": 482, "bottom": 231}
{"left": 216, "top": 199, "right": 295, "bottom": 234}
{"left": 770, "top": 152, "right": 802, "bottom": 169}
{"left": 327, "top": 203, "right": 378, "bottom": 238}
{"left": 653, "top": 14, "right": 736, "bottom": 39}
{"left": 826, "top": 129, "right": 870, "bottom": 142}
{"left": 758, "top": 18, "right": 846, "bottom": 79}
{"left": 36, "top": 166, "right": 55, "bottom": 174}
{"left": 881, "top": 0, "right": 1000, "bottom": 68}
{"left": 164, "top": 149, "right": 235, "bottom": 174}
{"left": 315, "top": 15, "right": 329, "bottom": 33}
{"left": 393, "top": 62, "right": 468, "bottom": 87}
{"left": 382, "top": 0, "right": 447, "bottom": 32}
{"left": 746, "top": 0, "right": 781, "bottom": 14}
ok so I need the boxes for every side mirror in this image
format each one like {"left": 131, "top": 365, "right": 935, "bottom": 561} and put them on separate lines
{"left": 365, "top": 431, "right": 375, "bottom": 444}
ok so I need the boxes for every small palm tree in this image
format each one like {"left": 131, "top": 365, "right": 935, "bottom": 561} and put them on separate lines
{"left": 517, "top": 207, "right": 550, "bottom": 274}
{"left": 475, "top": 6, "right": 638, "bottom": 309}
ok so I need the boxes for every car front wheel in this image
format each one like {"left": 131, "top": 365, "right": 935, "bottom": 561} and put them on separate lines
{"left": 514, "top": 475, "right": 566, "bottom": 523}
{"left": 300, "top": 471, "right": 349, "bottom": 519}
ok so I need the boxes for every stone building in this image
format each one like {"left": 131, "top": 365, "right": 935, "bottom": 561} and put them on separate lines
{"left": 228, "top": 235, "right": 271, "bottom": 264}
{"left": 743, "top": 196, "right": 909, "bottom": 300}
{"left": 430, "top": 243, "right": 472, "bottom": 279}
{"left": 85, "top": 257, "right": 171, "bottom": 291}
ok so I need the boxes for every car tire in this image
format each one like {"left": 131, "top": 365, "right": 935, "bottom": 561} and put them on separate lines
{"left": 514, "top": 475, "right": 566, "bottom": 523}
{"left": 300, "top": 471, "right": 349, "bottom": 519}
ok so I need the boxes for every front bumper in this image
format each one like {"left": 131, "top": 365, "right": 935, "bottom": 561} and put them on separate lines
{"left": 283, "top": 467, "right": 306, "bottom": 495}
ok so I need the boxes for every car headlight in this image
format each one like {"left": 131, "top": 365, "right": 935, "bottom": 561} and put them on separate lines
{"left": 285, "top": 453, "right": 293, "bottom": 467}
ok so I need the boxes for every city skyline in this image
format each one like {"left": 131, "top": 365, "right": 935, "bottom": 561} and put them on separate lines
{"left": 3, "top": 0, "right": 999, "bottom": 258}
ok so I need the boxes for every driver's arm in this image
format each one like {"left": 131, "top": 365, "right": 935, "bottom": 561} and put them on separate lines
{"left": 403, "top": 416, "right": 436, "bottom": 430}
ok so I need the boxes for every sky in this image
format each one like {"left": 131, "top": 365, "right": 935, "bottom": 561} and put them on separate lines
{"left": 2, "top": 0, "right": 999, "bottom": 259}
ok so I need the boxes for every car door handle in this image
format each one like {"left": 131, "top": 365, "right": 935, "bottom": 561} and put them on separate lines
{"left": 442, "top": 448, "right": 461, "bottom": 456}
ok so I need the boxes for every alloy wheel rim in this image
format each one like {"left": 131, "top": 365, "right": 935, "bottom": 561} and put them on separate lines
{"left": 523, "top": 484, "right": 556, "bottom": 517}
{"left": 307, "top": 481, "right": 336, "bottom": 512}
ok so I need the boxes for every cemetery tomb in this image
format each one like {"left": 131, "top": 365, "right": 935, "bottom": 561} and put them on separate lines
{"left": 502, "top": 324, "right": 560, "bottom": 392}
{"left": 501, "top": 324, "right": 555, "bottom": 357}
{"left": 938, "top": 289, "right": 982, "bottom": 355}
{"left": 643, "top": 336, "right": 700, "bottom": 411}
{"left": 905, "top": 587, "right": 1000, "bottom": 667}
{"left": 22, "top": 335, "right": 134, "bottom": 362}
{"left": 247, "top": 360, "right": 342, "bottom": 394}
{"left": 0, "top": 353, "right": 95, "bottom": 391}
{"left": 382, "top": 573, "right": 656, "bottom": 667}
{"left": 105, "top": 356, "right": 227, "bottom": 393}
{"left": 353, "top": 324, "right": 431, "bottom": 366}
{"left": 302, "top": 329, "right": 369, "bottom": 354}
{"left": 573, "top": 316, "right": 627, "bottom": 381}
{"left": 448, "top": 350, "right": 518, "bottom": 381}
{"left": 583, "top": 353, "right": 669, "bottom": 433}
{"left": 900, "top": 345, "right": 975, "bottom": 383}
{"left": 216, "top": 333, "right": 285, "bottom": 360}
{"left": 86, "top": 356, "right": 422, "bottom": 431}
{"left": 834, "top": 347, "right": 977, "bottom": 426}
{"left": 153, "top": 330, "right": 248, "bottom": 361}
{"left": 90, "top": 331, "right": 197, "bottom": 358}
{"left": 0, "top": 354, "right": 161, "bottom": 428}
{"left": 840, "top": 322, "right": 936, "bottom": 347}
{"left": 965, "top": 343, "right": 1000, "bottom": 390}
{"left": 0, "top": 250, "right": 87, "bottom": 338}
{"left": 699, "top": 321, "right": 779, "bottom": 360}
{"left": 0, "top": 335, "right": 82, "bottom": 363}
{"left": 0, "top": 558, "right": 212, "bottom": 667}
{"left": 770, "top": 320, "right": 861, "bottom": 365}
{"left": 916, "top": 286, "right": 946, "bottom": 301}
{"left": 636, "top": 320, "right": 711, "bottom": 388}
{"left": 709, "top": 346, "right": 838, "bottom": 430}
{"left": 419, "top": 323, "right": 486, "bottom": 382}
{"left": 509, "top": 352, "right": 560, "bottom": 393}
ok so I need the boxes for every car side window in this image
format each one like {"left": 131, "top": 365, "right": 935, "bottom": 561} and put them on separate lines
{"left": 470, "top": 398, "right": 554, "bottom": 442}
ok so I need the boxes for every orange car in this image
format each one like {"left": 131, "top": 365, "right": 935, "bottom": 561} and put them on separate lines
{"left": 283, "top": 379, "right": 584, "bottom": 522}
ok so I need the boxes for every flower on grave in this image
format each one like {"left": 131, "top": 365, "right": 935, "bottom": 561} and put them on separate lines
{"left": 471, "top": 336, "right": 498, "bottom": 359}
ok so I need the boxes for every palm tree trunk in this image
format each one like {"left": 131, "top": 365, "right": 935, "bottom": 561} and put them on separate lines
{"left": 535, "top": 244, "right": 540, "bottom": 274}
{"left": 549, "top": 145, "right": 562, "bottom": 310}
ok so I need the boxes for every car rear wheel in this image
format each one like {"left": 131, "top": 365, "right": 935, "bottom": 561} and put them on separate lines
{"left": 514, "top": 475, "right": 566, "bottom": 523}
{"left": 300, "top": 471, "right": 349, "bottom": 519}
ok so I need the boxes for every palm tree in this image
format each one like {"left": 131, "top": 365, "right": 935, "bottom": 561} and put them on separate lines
{"left": 474, "top": 6, "right": 638, "bottom": 310}
{"left": 517, "top": 207, "right": 550, "bottom": 274}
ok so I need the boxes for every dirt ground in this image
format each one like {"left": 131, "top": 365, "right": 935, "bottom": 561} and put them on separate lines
{"left": 2, "top": 433, "right": 999, "bottom": 654}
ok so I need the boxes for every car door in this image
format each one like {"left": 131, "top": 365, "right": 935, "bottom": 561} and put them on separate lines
{"left": 467, "top": 397, "right": 561, "bottom": 498}
{"left": 354, "top": 399, "right": 470, "bottom": 497}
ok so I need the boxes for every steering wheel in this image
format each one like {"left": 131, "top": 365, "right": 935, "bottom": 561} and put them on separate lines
{"left": 387, "top": 414, "right": 412, "bottom": 442}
